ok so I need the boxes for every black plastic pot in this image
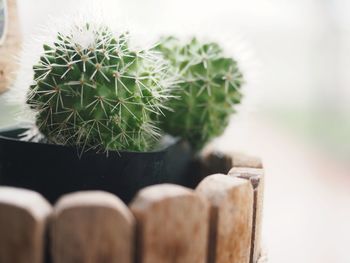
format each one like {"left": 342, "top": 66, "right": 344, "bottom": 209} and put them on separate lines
{"left": 0, "top": 127, "right": 194, "bottom": 204}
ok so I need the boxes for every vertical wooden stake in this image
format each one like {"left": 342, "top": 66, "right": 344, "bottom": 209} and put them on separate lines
{"left": 229, "top": 167, "right": 265, "bottom": 263}
{"left": 231, "top": 153, "right": 263, "bottom": 169}
{"left": 200, "top": 147, "right": 233, "bottom": 176}
{"left": 130, "top": 184, "right": 209, "bottom": 263}
{"left": 0, "top": 0, "right": 21, "bottom": 93}
{"left": 196, "top": 174, "right": 254, "bottom": 263}
{"left": 199, "top": 149, "right": 263, "bottom": 177}
{"left": 51, "top": 191, "right": 135, "bottom": 263}
{"left": 0, "top": 187, "right": 52, "bottom": 263}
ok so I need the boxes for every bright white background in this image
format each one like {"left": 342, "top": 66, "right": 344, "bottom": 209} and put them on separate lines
{"left": 17, "top": 0, "right": 350, "bottom": 111}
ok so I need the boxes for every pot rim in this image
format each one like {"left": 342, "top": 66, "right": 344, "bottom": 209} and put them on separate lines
{"left": 0, "top": 125, "right": 182, "bottom": 155}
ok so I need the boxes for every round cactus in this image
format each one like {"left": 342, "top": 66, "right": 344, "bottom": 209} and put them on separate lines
{"left": 27, "top": 24, "right": 172, "bottom": 152}
{"left": 154, "top": 36, "right": 244, "bottom": 151}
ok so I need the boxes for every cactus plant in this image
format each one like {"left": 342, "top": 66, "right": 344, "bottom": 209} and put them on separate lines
{"left": 27, "top": 23, "right": 172, "bottom": 152}
{"left": 154, "top": 36, "right": 244, "bottom": 151}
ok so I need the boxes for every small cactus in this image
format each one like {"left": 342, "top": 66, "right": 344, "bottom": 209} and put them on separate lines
{"left": 27, "top": 23, "right": 172, "bottom": 152}
{"left": 154, "top": 37, "right": 244, "bottom": 151}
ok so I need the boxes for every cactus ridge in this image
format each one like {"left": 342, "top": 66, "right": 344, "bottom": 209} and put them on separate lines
{"left": 27, "top": 24, "right": 173, "bottom": 152}
{"left": 155, "top": 36, "right": 244, "bottom": 151}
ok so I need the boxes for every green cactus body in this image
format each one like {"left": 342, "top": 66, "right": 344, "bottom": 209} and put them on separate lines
{"left": 27, "top": 24, "right": 171, "bottom": 152}
{"left": 155, "top": 37, "right": 244, "bottom": 151}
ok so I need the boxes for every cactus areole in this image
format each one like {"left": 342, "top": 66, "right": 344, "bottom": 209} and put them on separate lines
{"left": 155, "top": 37, "right": 243, "bottom": 151}
{"left": 27, "top": 24, "right": 172, "bottom": 153}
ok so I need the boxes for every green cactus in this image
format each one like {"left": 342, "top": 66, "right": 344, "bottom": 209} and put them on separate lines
{"left": 27, "top": 24, "right": 172, "bottom": 152}
{"left": 154, "top": 36, "right": 244, "bottom": 151}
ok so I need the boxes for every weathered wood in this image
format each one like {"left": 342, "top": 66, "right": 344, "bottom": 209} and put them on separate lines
{"left": 51, "top": 191, "right": 135, "bottom": 263}
{"left": 200, "top": 149, "right": 263, "bottom": 177}
{"left": 0, "top": 186, "right": 52, "bottom": 263}
{"left": 0, "top": 0, "right": 21, "bottom": 93}
{"left": 200, "top": 149, "right": 233, "bottom": 175}
{"left": 196, "top": 174, "right": 254, "bottom": 263}
{"left": 231, "top": 153, "right": 263, "bottom": 169}
{"left": 130, "top": 184, "right": 209, "bottom": 263}
{"left": 229, "top": 167, "right": 265, "bottom": 263}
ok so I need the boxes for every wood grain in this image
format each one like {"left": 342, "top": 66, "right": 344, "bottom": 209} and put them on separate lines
{"left": 0, "top": 0, "right": 21, "bottom": 93}
{"left": 231, "top": 153, "right": 263, "bottom": 169}
{"left": 200, "top": 149, "right": 263, "bottom": 177}
{"left": 0, "top": 186, "right": 52, "bottom": 263}
{"left": 130, "top": 184, "right": 209, "bottom": 263}
{"left": 200, "top": 149, "right": 233, "bottom": 175}
{"left": 51, "top": 191, "right": 135, "bottom": 263}
{"left": 196, "top": 174, "right": 254, "bottom": 263}
{"left": 229, "top": 167, "right": 265, "bottom": 263}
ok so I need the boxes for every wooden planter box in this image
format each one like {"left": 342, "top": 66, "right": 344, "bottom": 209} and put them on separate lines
{"left": 0, "top": 151, "right": 266, "bottom": 263}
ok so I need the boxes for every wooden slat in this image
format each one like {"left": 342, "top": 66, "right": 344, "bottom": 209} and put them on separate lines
{"left": 231, "top": 153, "right": 263, "bottom": 169}
{"left": 200, "top": 149, "right": 263, "bottom": 177}
{"left": 0, "top": 0, "right": 21, "bottom": 93}
{"left": 196, "top": 174, "right": 254, "bottom": 263}
{"left": 0, "top": 187, "right": 52, "bottom": 263}
{"left": 130, "top": 184, "right": 209, "bottom": 263}
{"left": 229, "top": 167, "right": 265, "bottom": 263}
{"left": 51, "top": 191, "right": 135, "bottom": 263}
{"left": 200, "top": 150, "right": 233, "bottom": 175}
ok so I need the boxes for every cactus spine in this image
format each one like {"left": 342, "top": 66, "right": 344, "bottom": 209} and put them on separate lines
{"left": 155, "top": 37, "right": 244, "bottom": 151}
{"left": 27, "top": 24, "right": 172, "bottom": 152}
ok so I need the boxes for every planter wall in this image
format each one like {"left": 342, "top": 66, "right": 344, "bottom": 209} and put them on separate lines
{"left": 0, "top": 152, "right": 266, "bottom": 263}
{"left": 0, "top": 128, "right": 194, "bottom": 204}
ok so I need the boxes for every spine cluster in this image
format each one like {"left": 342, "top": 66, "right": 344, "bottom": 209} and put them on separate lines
{"left": 27, "top": 24, "right": 172, "bottom": 152}
{"left": 154, "top": 37, "right": 244, "bottom": 151}
{"left": 27, "top": 22, "right": 245, "bottom": 153}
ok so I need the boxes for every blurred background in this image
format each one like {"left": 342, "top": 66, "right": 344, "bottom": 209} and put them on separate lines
{"left": 0, "top": 0, "right": 349, "bottom": 262}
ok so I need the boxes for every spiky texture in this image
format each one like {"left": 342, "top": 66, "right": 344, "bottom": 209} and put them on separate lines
{"left": 155, "top": 37, "right": 243, "bottom": 151}
{"left": 27, "top": 24, "right": 172, "bottom": 152}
